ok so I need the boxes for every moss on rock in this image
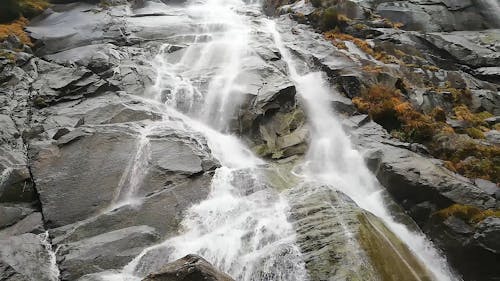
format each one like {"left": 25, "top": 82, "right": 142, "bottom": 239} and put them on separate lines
{"left": 358, "top": 212, "right": 434, "bottom": 281}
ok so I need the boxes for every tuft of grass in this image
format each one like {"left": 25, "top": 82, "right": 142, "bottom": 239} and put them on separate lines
{"left": 0, "top": 49, "right": 16, "bottom": 61}
{"left": 353, "top": 84, "right": 445, "bottom": 142}
{"left": 0, "top": 0, "right": 49, "bottom": 23}
{"left": 465, "top": 127, "right": 485, "bottom": 139}
{"left": 324, "top": 31, "right": 375, "bottom": 56}
{"left": 318, "top": 8, "right": 349, "bottom": 31}
{"left": 454, "top": 105, "right": 493, "bottom": 127}
{"left": 435, "top": 204, "right": 500, "bottom": 224}
{"left": 0, "top": 17, "right": 32, "bottom": 46}
{"left": 433, "top": 138, "right": 500, "bottom": 182}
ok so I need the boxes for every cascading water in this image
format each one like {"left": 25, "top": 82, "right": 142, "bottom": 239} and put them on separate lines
{"left": 266, "top": 20, "right": 461, "bottom": 281}
{"left": 39, "top": 231, "right": 61, "bottom": 281}
{"left": 101, "top": 0, "right": 309, "bottom": 280}
{"left": 476, "top": 0, "right": 500, "bottom": 27}
{"left": 92, "top": 0, "right": 465, "bottom": 280}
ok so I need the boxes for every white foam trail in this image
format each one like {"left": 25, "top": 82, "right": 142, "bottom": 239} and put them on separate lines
{"left": 39, "top": 231, "right": 60, "bottom": 281}
{"left": 266, "top": 19, "right": 461, "bottom": 281}
{"left": 101, "top": 0, "right": 308, "bottom": 280}
{"left": 110, "top": 127, "right": 152, "bottom": 209}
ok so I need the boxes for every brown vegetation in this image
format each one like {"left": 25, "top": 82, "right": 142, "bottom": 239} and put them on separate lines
{"left": 435, "top": 204, "right": 500, "bottom": 224}
{"left": 352, "top": 84, "right": 500, "bottom": 182}
{"left": 0, "top": 17, "right": 32, "bottom": 46}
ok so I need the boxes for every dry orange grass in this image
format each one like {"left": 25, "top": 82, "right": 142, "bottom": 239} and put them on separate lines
{"left": 0, "top": 17, "right": 32, "bottom": 46}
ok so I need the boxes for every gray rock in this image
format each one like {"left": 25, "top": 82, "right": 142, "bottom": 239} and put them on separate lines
{"left": 31, "top": 59, "right": 113, "bottom": 106}
{"left": 58, "top": 226, "right": 160, "bottom": 280}
{"left": 0, "top": 205, "right": 34, "bottom": 229}
{"left": 426, "top": 214, "right": 500, "bottom": 281}
{"left": 27, "top": 3, "right": 128, "bottom": 55}
{"left": 0, "top": 233, "right": 59, "bottom": 281}
{"left": 422, "top": 30, "right": 500, "bottom": 67}
{"left": 287, "top": 184, "right": 433, "bottom": 281}
{"left": 469, "top": 89, "right": 500, "bottom": 115}
{"left": 0, "top": 164, "right": 36, "bottom": 203}
{"left": 354, "top": 121, "right": 495, "bottom": 210}
{"left": 29, "top": 125, "right": 140, "bottom": 227}
{"left": 474, "top": 178, "right": 498, "bottom": 196}
{"left": 0, "top": 212, "right": 44, "bottom": 239}
{"left": 29, "top": 122, "right": 217, "bottom": 228}
{"left": 142, "top": 254, "right": 234, "bottom": 281}
{"left": 376, "top": 0, "right": 497, "bottom": 32}
{"left": 484, "top": 130, "right": 500, "bottom": 144}
{"left": 50, "top": 171, "right": 213, "bottom": 244}
{"left": 474, "top": 66, "right": 500, "bottom": 83}
{"left": 474, "top": 217, "right": 500, "bottom": 254}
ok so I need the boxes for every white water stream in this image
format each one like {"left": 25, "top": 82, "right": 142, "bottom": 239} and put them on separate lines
{"left": 266, "top": 20, "right": 460, "bottom": 281}
{"left": 98, "top": 0, "right": 461, "bottom": 280}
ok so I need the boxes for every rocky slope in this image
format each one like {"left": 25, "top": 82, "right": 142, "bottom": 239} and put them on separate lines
{"left": 262, "top": 0, "right": 500, "bottom": 280}
{"left": 0, "top": 0, "right": 499, "bottom": 281}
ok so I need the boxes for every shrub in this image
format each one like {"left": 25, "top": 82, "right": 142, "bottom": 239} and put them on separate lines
{"left": 310, "top": 0, "right": 322, "bottom": 8}
{"left": 435, "top": 204, "right": 500, "bottom": 224}
{"left": 433, "top": 138, "right": 500, "bottom": 182}
{"left": 353, "top": 84, "right": 444, "bottom": 142}
{"left": 0, "top": 0, "right": 48, "bottom": 23}
{"left": 465, "top": 127, "right": 485, "bottom": 139}
{"left": 324, "top": 31, "right": 374, "bottom": 56}
{"left": 319, "top": 8, "right": 343, "bottom": 31}
{"left": 0, "top": 17, "right": 32, "bottom": 45}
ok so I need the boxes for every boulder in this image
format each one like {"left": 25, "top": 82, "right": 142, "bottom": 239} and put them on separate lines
{"left": 0, "top": 233, "right": 59, "bottom": 281}
{"left": 142, "top": 254, "right": 234, "bottom": 281}
{"left": 287, "top": 184, "right": 432, "bottom": 281}
{"left": 57, "top": 226, "right": 160, "bottom": 280}
{"left": 29, "top": 122, "right": 217, "bottom": 228}
{"left": 0, "top": 212, "right": 44, "bottom": 238}
{"left": 0, "top": 205, "right": 34, "bottom": 229}
{"left": 376, "top": 1, "right": 491, "bottom": 32}
{"left": 422, "top": 30, "right": 500, "bottom": 68}
{"left": 425, "top": 215, "right": 500, "bottom": 281}
{"left": 29, "top": 125, "right": 142, "bottom": 227}
{"left": 30, "top": 59, "right": 114, "bottom": 106}
{"left": 347, "top": 119, "right": 496, "bottom": 213}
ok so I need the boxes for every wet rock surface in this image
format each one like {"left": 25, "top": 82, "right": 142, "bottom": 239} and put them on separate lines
{"left": 1, "top": 1, "right": 222, "bottom": 280}
{"left": 287, "top": 184, "right": 433, "bottom": 281}
{"left": 265, "top": 1, "right": 500, "bottom": 278}
{"left": 1, "top": 0, "right": 499, "bottom": 280}
{"left": 142, "top": 254, "right": 235, "bottom": 281}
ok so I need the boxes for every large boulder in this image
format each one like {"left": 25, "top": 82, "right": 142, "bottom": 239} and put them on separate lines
{"left": 142, "top": 254, "right": 234, "bottom": 281}
{"left": 344, "top": 115, "right": 499, "bottom": 280}
{"left": 287, "top": 183, "right": 433, "bottom": 281}
{"left": 0, "top": 233, "right": 59, "bottom": 281}
{"left": 57, "top": 226, "right": 160, "bottom": 280}
{"left": 425, "top": 216, "right": 500, "bottom": 281}
{"left": 421, "top": 30, "right": 500, "bottom": 68}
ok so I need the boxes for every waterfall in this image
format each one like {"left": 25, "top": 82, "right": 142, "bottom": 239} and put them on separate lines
{"left": 266, "top": 19, "right": 460, "bottom": 281}
{"left": 475, "top": 0, "right": 500, "bottom": 27}
{"left": 89, "top": 0, "right": 465, "bottom": 280}
{"left": 100, "top": 0, "right": 309, "bottom": 280}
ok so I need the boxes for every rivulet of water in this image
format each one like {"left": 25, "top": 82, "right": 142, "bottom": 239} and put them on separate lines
{"left": 266, "top": 19, "right": 460, "bottom": 281}
{"left": 100, "top": 0, "right": 309, "bottom": 280}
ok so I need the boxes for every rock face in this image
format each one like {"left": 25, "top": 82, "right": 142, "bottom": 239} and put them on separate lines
{"left": 287, "top": 184, "right": 433, "bottom": 281}
{"left": 0, "top": 233, "right": 59, "bottom": 281}
{"left": 262, "top": 0, "right": 500, "bottom": 278}
{"left": 57, "top": 226, "right": 160, "bottom": 280}
{"left": 1, "top": 2, "right": 221, "bottom": 280}
{"left": 142, "top": 254, "right": 235, "bottom": 281}
{"left": 1, "top": 0, "right": 500, "bottom": 280}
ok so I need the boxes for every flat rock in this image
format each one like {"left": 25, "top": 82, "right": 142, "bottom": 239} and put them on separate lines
{"left": 57, "top": 225, "right": 160, "bottom": 280}
{"left": 142, "top": 254, "right": 234, "bottom": 281}
{"left": 0, "top": 233, "right": 59, "bottom": 281}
